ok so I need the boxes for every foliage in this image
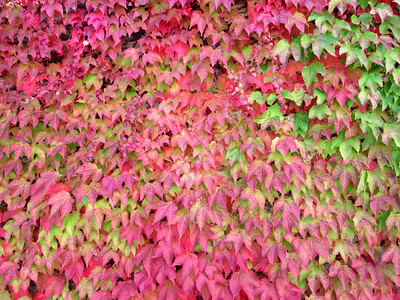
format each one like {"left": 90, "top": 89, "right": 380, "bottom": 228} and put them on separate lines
{"left": 1, "top": 0, "right": 400, "bottom": 299}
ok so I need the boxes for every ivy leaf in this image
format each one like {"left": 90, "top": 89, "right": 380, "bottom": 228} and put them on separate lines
{"left": 301, "top": 34, "right": 312, "bottom": 50}
{"left": 268, "top": 103, "right": 284, "bottom": 120}
{"left": 339, "top": 43, "right": 366, "bottom": 67}
{"left": 140, "top": 182, "right": 163, "bottom": 202}
{"left": 43, "top": 275, "right": 65, "bottom": 299}
{"left": 393, "top": 67, "right": 400, "bottom": 86}
{"left": 358, "top": 71, "right": 383, "bottom": 91}
{"left": 214, "top": 0, "right": 232, "bottom": 11}
{"left": 47, "top": 190, "right": 74, "bottom": 219}
{"left": 225, "top": 229, "right": 250, "bottom": 254}
{"left": 302, "top": 62, "right": 326, "bottom": 86}
{"left": 248, "top": 91, "right": 267, "bottom": 104}
{"left": 226, "top": 148, "right": 241, "bottom": 166}
{"left": 229, "top": 270, "right": 259, "bottom": 299}
{"left": 151, "top": 201, "right": 178, "bottom": 225}
{"left": 0, "top": 262, "right": 19, "bottom": 285}
{"left": 328, "top": 0, "right": 357, "bottom": 14}
{"left": 112, "top": 280, "right": 138, "bottom": 300}
{"left": 172, "top": 252, "right": 198, "bottom": 278}
{"left": 76, "top": 163, "right": 103, "bottom": 183}
{"left": 62, "top": 211, "right": 79, "bottom": 236}
{"left": 370, "top": 2, "right": 393, "bottom": 23}
{"left": 190, "top": 11, "right": 206, "bottom": 35}
{"left": 328, "top": 261, "right": 356, "bottom": 289}
{"left": 312, "top": 33, "right": 339, "bottom": 58}
{"left": 31, "top": 171, "right": 61, "bottom": 204}
{"left": 392, "top": 150, "right": 400, "bottom": 176}
{"left": 304, "top": 265, "right": 329, "bottom": 294}
{"left": 382, "top": 245, "right": 400, "bottom": 275}
{"left": 76, "top": 183, "right": 104, "bottom": 208}
{"left": 241, "top": 45, "right": 253, "bottom": 61}
{"left": 294, "top": 112, "right": 309, "bottom": 135}
{"left": 83, "top": 73, "right": 101, "bottom": 90}
{"left": 274, "top": 40, "right": 290, "bottom": 66}
{"left": 339, "top": 138, "right": 359, "bottom": 160}
{"left": 370, "top": 194, "right": 398, "bottom": 216}
{"left": 8, "top": 178, "right": 31, "bottom": 201}
{"left": 241, "top": 187, "right": 265, "bottom": 211}
{"left": 309, "top": 104, "right": 331, "bottom": 119}
{"left": 314, "top": 88, "right": 327, "bottom": 105}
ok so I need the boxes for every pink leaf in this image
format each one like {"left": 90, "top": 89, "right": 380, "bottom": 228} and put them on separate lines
{"left": 151, "top": 201, "right": 178, "bottom": 225}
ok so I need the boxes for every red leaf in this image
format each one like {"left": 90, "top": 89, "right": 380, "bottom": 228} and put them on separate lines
{"left": 214, "top": 0, "right": 231, "bottom": 10}
{"left": 248, "top": 159, "right": 274, "bottom": 185}
{"left": 135, "top": 243, "right": 155, "bottom": 276}
{"left": 199, "top": 46, "right": 224, "bottom": 67}
{"left": 101, "top": 176, "right": 117, "bottom": 197}
{"left": 43, "top": 275, "right": 64, "bottom": 299}
{"left": 165, "top": 41, "right": 189, "bottom": 60}
{"left": 8, "top": 178, "right": 31, "bottom": 201}
{"left": 159, "top": 279, "right": 179, "bottom": 299}
{"left": 328, "top": 262, "right": 356, "bottom": 289}
{"left": 272, "top": 136, "right": 298, "bottom": 156}
{"left": 225, "top": 229, "right": 251, "bottom": 254}
{"left": 370, "top": 194, "right": 398, "bottom": 216}
{"left": 76, "top": 163, "right": 103, "bottom": 183}
{"left": 47, "top": 190, "right": 74, "bottom": 219}
{"left": 2, "top": 159, "right": 22, "bottom": 178}
{"left": 241, "top": 187, "right": 265, "bottom": 211}
{"left": 0, "top": 261, "right": 19, "bottom": 285}
{"left": 381, "top": 245, "right": 400, "bottom": 276}
{"left": 31, "top": 171, "right": 61, "bottom": 204}
{"left": 190, "top": 11, "right": 207, "bottom": 35}
{"left": 140, "top": 182, "right": 163, "bottom": 202}
{"left": 76, "top": 183, "right": 104, "bottom": 207}
{"left": 151, "top": 201, "right": 178, "bottom": 225}
{"left": 229, "top": 270, "right": 259, "bottom": 299}
{"left": 90, "top": 291, "right": 112, "bottom": 300}
{"left": 112, "top": 280, "right": 138, "bottom": 300}
{"left": 173, "top": 251, "right": 199, "bottom": 278}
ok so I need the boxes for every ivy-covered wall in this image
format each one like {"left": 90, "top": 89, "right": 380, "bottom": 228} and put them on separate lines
{"left": 1, "top": 0, "right": 400, "bottom": 299}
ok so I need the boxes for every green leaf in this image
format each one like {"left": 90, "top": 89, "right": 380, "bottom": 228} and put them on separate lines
{"left": 294, "top": 112, "right": 309, "bottom": 134}
{"left": 339, "top": 42, "right": 366, "bottom": 67}
{"left": 301, "top": 35, "right": 312, "bottom": 50}
{"left": 329, "top": 0, "right": 356, "bottom": 14}
{"left": 241, "top": 45, "right": 253, "bottom": 61}
{"left": 358, "top": 0, "right": 375, "bottom": 9}
{"left": 268, "top": 103, "right": 284, "bottom": 120}
{"left": 384, "top": 48, "right": 400, "bottom": 73}
{"left": 248, "top": 91, "right": 267, "bottom": 104}
{"left": 338, "top": 137, "right": 360, "bottom": 160}
{"left": 255, "top": 103, "right": 284, "bottom": 126}
{"left": 358, "top": 71, "right": 383, "bottom": 90}
{"left": 377, "top": 210, "right": 392, "bottom": 230}
{"left": 309, "top": 104, "right": 331, "bottom": 119}
{"left": 312, "top": 32, "right": 339, "bottom": 58}
{"left": 339, "top": 138, "right": 353, "bottom": 159}
{"left": 302, "top": 62, "right": 326, "bottom": 86}
{"left": 226, "top": 148, "right": 241, "bottom": 164}
{"left": 62, "top": 211, "right": 79, "bottom": 236}
{"left": 393, "top": 67, "right": 400, "bottom": 86}
{"left": 274, "top": 40, "right": 290, "bottom": 65}
{"left": 121, "top": 58, "right": 132, "bottom": 67}
{"left": 331, "top": 130, "right": 345, "bottom": 150}
{"left": 314, "top": 88, "right": 327, "bottom": 105}
{"left": 260, "top": 61, "right": 270, "bottom": 73}
{"left": 308, "top": 12, "right": 334, "bottom": 31}
{"left": 266, "top": 93, "right": 278, "bottom": 105}
{"left": 83, "top": 74, "right": 98, "bottom": 88}
{"left": 392, "top": 150, "right": 400, "bottom": 176}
